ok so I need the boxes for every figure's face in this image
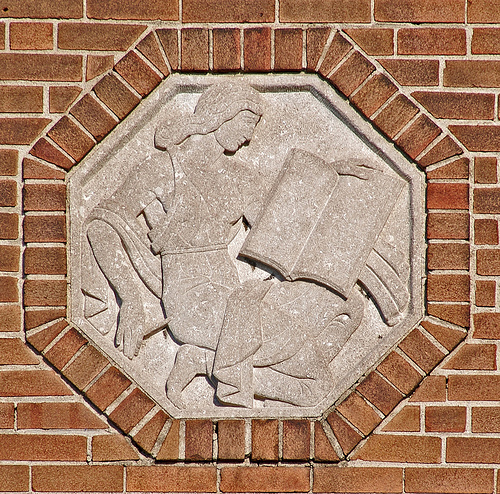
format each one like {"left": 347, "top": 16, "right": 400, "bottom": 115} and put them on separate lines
{"left": 214, "top": 110, "right": 261, "bottom": 153}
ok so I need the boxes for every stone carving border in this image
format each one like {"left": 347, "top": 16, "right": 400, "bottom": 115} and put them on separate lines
{"left": 23, "top": 27, "right": 470, "bottom": 461}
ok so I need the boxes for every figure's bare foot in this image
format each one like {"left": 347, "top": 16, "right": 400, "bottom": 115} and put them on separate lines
{"left": 115, "top": 299, "right": 145, "bottom": 359}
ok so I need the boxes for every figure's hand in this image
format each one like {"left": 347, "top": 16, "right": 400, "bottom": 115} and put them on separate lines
{"left": 332, "top": 159, "right": 379, "bottom": 180}
{"left": 115, "top": 299, "right": 145, "bottom": 359}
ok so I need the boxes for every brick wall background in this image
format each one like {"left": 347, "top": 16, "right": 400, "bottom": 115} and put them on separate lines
{"left": 1, "top": 0, "right": 500, "bottom": 492}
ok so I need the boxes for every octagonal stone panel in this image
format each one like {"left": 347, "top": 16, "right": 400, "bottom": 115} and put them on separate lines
{"left": 68, "top": 74, "right": 425, "bottom": 419}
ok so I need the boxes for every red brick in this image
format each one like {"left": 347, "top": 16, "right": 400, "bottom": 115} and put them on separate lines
{"left": 156, "top": 419, "right": 180, "bottom": 460}
{"left": 58, "top": 23, "right": 144, "bottom": 51}
{"left": 0, "top": 0, "right": 81, "bottom": 18}
{"left": 86, "top": 55, "right": 114, "bottom": 82}
{"left": 444, "top": 343, "right": 496, "bottom": 370}
{"left": 0, "top": 245, "right": 19, "bottom": 272}
{"left": 410, "top": 375, "right": 447, "bottom": 402}
{"left": 344, "top": 28, "right": 393, "bottom": 55}
{"left": 133, "top": 410, "right": 169, "bottom": 453}
{"left": 427, "top": 274, "right": 470, "bottom": 302}
{"left": 0, "top": 465, "right": 28, "bottom": 492}
{"left": 181, "top": 28, "right": 209, "bottom": 72}
{"left": 473, "top": 28, "right": 500, "bottom": 54}
{"left": 472, "top": 407, "right": 500, "bottom": 433}
{"left": 213, "top": 29, "right": 241, "bottom": 72}
{"left": 477, "top": 249, "right": 500, "bottom": 275}
{"left": 382, "top": 405, "right": 420, "bottom": 432}
{"left": 0, "top": 338, "right": 38, "bottom": 365}
{"left": 428, "top": 303, "right": 470, "bottom": 328}
{"left": 375, "top": 0, "right": 465, "bottom": 22}
{"left": 0, "top": 54, "right": 82, "bottom": 81}
{"left": 373, "top": 95, "right": 418, "bottom": 139}
{"left": 71, "top": 94, "right": 117, "bottom": 142}
{"left": 24, "top": 246, "right": 66, "bottom": 275}
{"left": 156, "top": 29, "right": 179, "bottom": 71}
{"left": 0, "top": 149, "right": 18, "bottom": 175}
{"left": 27, "top": 320, "right": 67, "bottom": 352}
{"left": 396, "top": 114, "right": 441, "bottom": 159}
{"left": 218, "top": 420, "right": 245, "bottom": 460}
{"left": 419, "top": 137, "right": 463, "bottom": 168}
{"left": 0, "top": 180, "right": 16, "bottom": 207}
{"left": 126, "top": 466, "right": 216, "bottom": 493}
{"left": 252, "top": 419, "right": 278, "bottom": 461}
{"left": 378, "top": 59, "right": 439, "bottom": 86}
{"left": 329, "top": 51, "right": 375, "bottom": 97}
{"left": 476, "top": 280, "right": 496, "bottom": 307}
{"left": 314, "top": 422, "right": 340, "bottom": 462}
{"left": 475, "top": 156, "right": 498, "bottom": 184}
{"left": 413, "top": 91, "right": 494, "bottom": 120}
{"left": 306, "top": 28, "right": 330, "bottom": 71}
{"left": 45, "top": 327, "right": 87, "bottom": 369}
{"left": 0, "top": 305, "right": 21, "bottom": 332}
{"left": 274, "top": 29, "right": 303, "bottom": 71}
{"left": 318, "top": 32, "right": 352, "bottom": 76}
{"left": 420, "top": 320, "right": 466, "bottom": 351}
{"left": 357, "top": 371, "right": 403, "bottom": 415}
{"left": 451, "top": 125, "right": 500, "bottom": 152}
{"left": 405, "top": 468, "right": 494, "bottom": 494}
{"left": 48, "top": 116, "right": 94, "bottom": 161}
{"left": 475, "top": 219, "right": 499, "bottom": 245}
{"left": 244, "top": 28, "right": 271, "bottom": 72}
{"left": 399, "top": 28, "right": 466, "bottom": 55}
{"left": 24, "top": 308, "right": 65, "bottom": 330}
{"left": 337, "top": 393, "right": 382, "bottom": 435}
{"left": 281, "top": 0, "right": 371, "bottom": 22}
{"left": 0, "top": 370, "right": 71, "bottom": 396}
{"left": 326, "top": 412, "right": 362, "bottom": 455}
{"left": 109, "top": 388, "right": 154, "bottom": 433}
{"left": 184, "top": 0, "right": 274, "bottom": 22}
{"left": 468, "top": 0, "right": 500, "bottom": 23}
{"left": 449, "top": 375, "right": 500, "bottom": 401}
{"left": 0, "top": 277, "right": 18, "bottom": 302}
{"left": 221, "top": 466, "right": 309, "bottom": 493}
{"left": 23, "top": 158, "right": 65, "bottom": 179}
{"left": 427, "top": 157, "right": 469, "bottom": 179}
{"left": 283, "top": 419, "right": 310, "bottom": 460}
{"left": 448, "top": 437, "right": 500, "bottom": 463}
{"left": 0, "top": 434, "right": 86, "bottom": 461}
{"left": 474, "top": 313, "right": 500, "bottom": 339}
{"left": 115, "top": 51, "right": 161, "bottom": 97}
{"left": 24, "top": 215, "right": 66, "bottom": 242}
{"left": 350, "top": 73, "right": 397, "bottom": 118}
{"left": 30, "top": 137, "right": 74, "bottom": 170}
{"left": 24, "top": 279, "right": 66, "bottom": 307}
{"left": 445, "top": 61, "right": 500, "bottom": 88}
{"left": 23, "top": 183, "right": 65, "bottom": 211}
{"left": 0, "top": 86, "right": 43, "bottom": 113}
{"left": 0, "top": 213, "right": 18, "bottom": 240}
{"left": 427, "top": 212, "right": 469, "bottom": 240}
{"left": 18, "top": 402, "right": 106, "bottom": 429}
{"left": 87, "top": 0, "right": 178, "bottom": 20}
{"left": 475, "top": 188, "right": 500, "bottom": 214}
{"left": 10, "top": 22, "right": 53, "bottom": 50}
{"left": 377, "top": 351, "right": 422, "bottom": 395}
{"left": 354, "top": 435, "right": 441, "bottom": 462}
{"left": 92, "top": 435, "right": 139, "bottom": 461}
{"left": 86, "top": 366, "right": 131, "bottom": 411}
{"left": 49, "top": 86, "right": 81, "bottom": 114}
{"left": 425, "top": 406, "right": 466, "bottom": 432}
{"left": 428, "top": 183, "right": 469, "bottom": 210}
{"left": 64, "top": 345, "right": 108, "bottom": 389}
{"left": 33, "top": 465, "right": 123, "bottom": 492}
{"left": 0, "top": 117, "right": 50, "bottom": 145}
{"left": 427, "top": 243, "right": 469, "bottom": 271}
{"left": 94, "top": 73, "right": 140, "bottom": 120}
{"left": 185, "top": 419, "right": 213, "bottom": 461}
{"left": 136, "top": 32, "right": 169, "bottom": 76}
{"left": 314, "top": 467, "right": 402, "bottom": 493}
{"left": 399, "top": 328, "right": 446, "bottom": 371}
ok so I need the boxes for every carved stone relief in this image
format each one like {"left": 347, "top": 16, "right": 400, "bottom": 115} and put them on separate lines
{"left": 69, "top": 74, "right": 425, "bottom": 418}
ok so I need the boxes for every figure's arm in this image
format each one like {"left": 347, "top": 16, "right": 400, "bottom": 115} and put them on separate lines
{"left": 331, "top": 159, "right": 379, "bottom": 180}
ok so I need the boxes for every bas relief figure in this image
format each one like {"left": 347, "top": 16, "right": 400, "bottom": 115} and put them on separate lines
{"left": 82, "top": 82, "right": 410, "bottom": 410}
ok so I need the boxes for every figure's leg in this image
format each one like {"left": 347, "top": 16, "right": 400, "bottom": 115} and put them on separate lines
{"left": 166, "top": 344, "right": 213, "bottom": 408}
{"left": 87, "top": 220, "right": 144, "bottom": 358}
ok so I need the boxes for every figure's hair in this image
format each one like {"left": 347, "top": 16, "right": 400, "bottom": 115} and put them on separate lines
{"left": 155, "top": 82, "right": 263, "bottom": 150}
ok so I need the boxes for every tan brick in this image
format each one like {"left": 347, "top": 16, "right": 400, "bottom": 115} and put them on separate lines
{"left": 70, "top": 94, "right": 117, "bottom": 142}
{"left": 24, "top": 307, "right": 65, "bottom": 330}
{"left": 326, "top": 412, "right": 362, "bottom": 455}
{"left": 313, "top": 422, "right": 339, "bottom": 462}
{"left": 133, "top": 410, "right": 169, "bottom": 453}
{"left": 396, "top": 114, "right": 441, "bottom": 159}
{"left": 0, "top": 0, "right": 82, "bottom": 18}
{"left": 108, "top": 388, "right": 155, "bottom": 433}
{"left": 156, "top": 419, "right": 180, "bottom": 460}
{"left": 475, "top": 156, "right": 498, "bottom": 183}
{"left": 420, "top": 320, "right": 466, "bottom": 351}
{"left": 156, "top": 29, "right": 179, "bottom": 71}
{"left": 0, "top": 149, "right": 18, "bottom": 175}
{"left": 399, "top": 328, "right": 446, "bottom": 372}
{"left": 314, "top": 467, "right": 402, "bottom": 493}
{"left": 0, "top": 86, "right": 43, "bottom": 113}
{"left": 382, "top": 406, "right": 420, "bottom": 432}
{"left": 274, "top": 29, "right": 303, "bottom": 71}
{"left": 92, "top": 435, "right": 139, "bottom": 461}
{"left": 337, "top": 393, "right": 381, "bottom": 436}
{"left": 213, "top": 29, "right": 241, "bottom": 72}
{"left": 10, "top": 22, "right": 53, "bottom": 50}
{"left": 377, "top": 351, "right": 422, "bottom": 395}
{"left": 344, "top": 28, "right": 393, "bottom": 55}
{"left": 64, "top": 345, "right": 108, "bottom": 389}
{"left": 86, "top": 55, "right": 114, "bottom": 82}
{"left": 24, "top": 246, "right": 66, "bottom": 275}
{"left": 373, "top": 94, "right": 418, "bottom": 139}
{"left": 427, "top": 243, "right": 469, "bottom": 270}
{"left": 0, "top": 245, "right": 19, "bottom": 272}
{"left": 0, "top": 465, "right": 29, "bottom": 492}
{"left": 426, "top": 406, "right": 466, "bottom": 432}
{"left": 468, "top": 0, "right": 500, "bottom": 23}
{"left": 282, "top": 419, "right": 310, "bottom": 460}
{"left": 181, "top": 28, "right": 209, "bottom": 72}
{"left": 218, "top": 420, "right": 245, "bottom": 460}
{"left": 444, "top": 344, "right": 496, "bottom": 370}
{"left": 24, "top": 279, "right": 66, "bottom": 307}
{"left": 0, "top": 370, "right": 71, "bottom": 396}
{"left": 476, "top": 280, "right": 496, "bottom": 307}
{"left": 410, "top": 375, "right": 447, "bottom": 402}
{"left": 0, "top": 276, "right": 18, "bottom": 302}
{"left": 0, "top": 338, "right": 38, "bottom": 365}
{"left": 398, "top": 28, "right": 466, "bottom": 55}
{"left": 477, "top": 249, "right": 500, "bottom": 275}
{"left": 350, "top": 73, "right": 397, "bottom": 118}
{"left": 86, "top": 366, "right": 131, "bottom": 411}
{"left": 24, "top": 215, "right": 66, "bottom": 243}
{"left": 114, "top": 51, "right": 162, "bottom": 97}
{"left": 357, "top": 371, "right": 403, "bottom": 415}
{"left": 306, "top": 28, "right": 330, "bottom": 71}
{"left": 448, "top": 437, "right": 500, "bottom": 463}
{"left": 281, "top": 0, "right": 371, "bottom": 22}
{"left": 375, "top": 0, "right": 465, "bottom": 22}
{"left": 329, "top": 51, "right": 375, "bottom": 97}
{"left": 449, "top": 375, "right": 500, "bottom": 401}
{"left": 47, "top": 116, "right": 94, "bottom": 161}
{"left": 49, "top": 86, "right": 81, "bottom": 114}
{"left": 426, "top": 157, "right": 469, "bottom": 179}
{"left": 0, "top": 54, "right": 82, "bottom": 81}
{"left": 185, "top": 419, "right": 213, "bottom": 461}
{"left": 94, "top": 73, "right": 140, "bottom": 120}
{"left": 379, "top": 59, "right": 439, "bottom": 86}
{"left": 0, "top": 305, "right": 21, "bottom": 332}
{"left": 474, "top": 313, "right": 500, "bottom": 339}
{"left": 252, "top": 419, "right": 278, "bottom": 461}
{"left": 87, "top": 0, "right": 178, "bottom": 20}
{"left": 30, "top": 137, "right": 74, "bottom": 170}
{"left": 472, "top": 407, "right": 500, "bottom": 433}
{"left": 45, "top": 327, "right": 87, "bottom": 369}
{"left": 136, "top": 32, "right": 169, "bottom": 76}
{"left": 244, "top": 28, "right": 271, "bottom": 72}
{"left": 183, "top": 0, "right": 274, "bottom": 22}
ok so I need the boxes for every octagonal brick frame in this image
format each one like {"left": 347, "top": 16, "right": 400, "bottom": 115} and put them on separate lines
{"left": 23, "top": 27, "right": 470, "bottom": 461}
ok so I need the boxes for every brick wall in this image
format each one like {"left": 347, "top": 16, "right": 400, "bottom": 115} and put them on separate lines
{"left": 1, "top": 0, "right": 500, "bottom": 492}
